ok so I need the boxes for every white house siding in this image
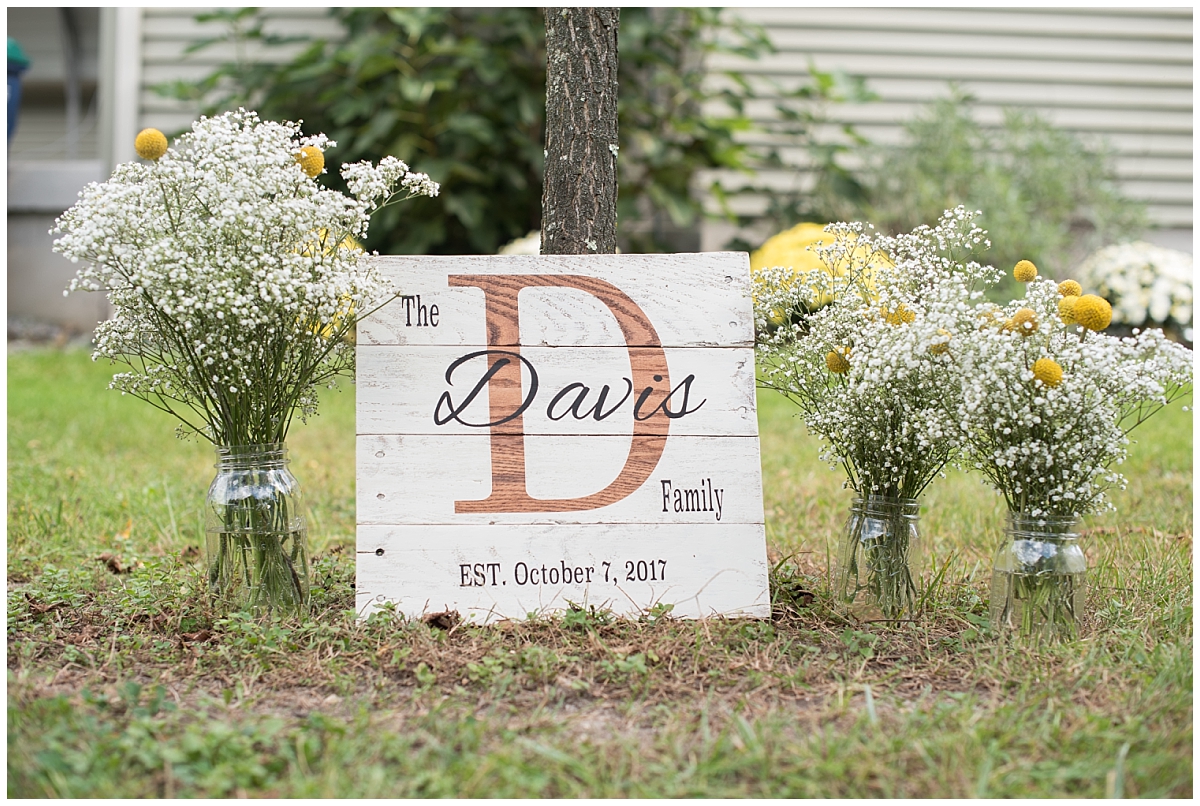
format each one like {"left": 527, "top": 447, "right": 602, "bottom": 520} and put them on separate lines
{"left": 701, "top": 7, "right": 1192, "bottom": 250}
{"left": 137, "top": 7, "right": 344, "bottom": 137}
{"left": 137, "top": 7, "right": 1190, "bottom": 233}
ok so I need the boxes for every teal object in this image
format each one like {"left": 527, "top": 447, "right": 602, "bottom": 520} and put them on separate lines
{"left": 8, "top": 36, "right": 31, "bottom": 143}
{"left": 8, "top": 37, "right": 31, "bottom": 69}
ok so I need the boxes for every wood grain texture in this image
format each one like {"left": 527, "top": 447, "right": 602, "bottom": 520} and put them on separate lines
{"left": 355, "top": 253, "right": 768, "bottom": 619}
{"left": 357, "top": 434, "right": 765, "bottom": 525}
{"left": 356, "top": 523, "right": 770, "bottom": 622}
{"left": 357, "top": 253, "right": 753, "bottom": 348}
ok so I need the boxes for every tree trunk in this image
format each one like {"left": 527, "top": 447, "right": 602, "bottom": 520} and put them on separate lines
{"left": 541, "top": 7, "right": 619, "bottom": 255}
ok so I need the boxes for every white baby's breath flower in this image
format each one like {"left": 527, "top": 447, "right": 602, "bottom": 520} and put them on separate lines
{"left": 53, "top": 109, "right": 439, "bottom": 446}
{"left": 753, "top": 207, "right": 994, "bottom": 499}
{"left": 754, "top": 207, "right": 1193, "bottom": 520}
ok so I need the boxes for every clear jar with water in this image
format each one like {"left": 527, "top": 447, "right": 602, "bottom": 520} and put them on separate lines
{"left": 205, "top": 443, "right": 309, "bottom": 614}
{"left": 990, "top": 514, "right": 1085, "bottom": 642}
{"left": 835, "top": 495, "right": 921, "bottom": 620}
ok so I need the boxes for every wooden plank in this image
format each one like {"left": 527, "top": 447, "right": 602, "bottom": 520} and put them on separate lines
{"left": 704, "top": 149, "right": 1192, "bottom": 184}
{"left": 355, "top": 523, "right": 771, "bottom": 622}
{"left": 141, "top": 10, "right": 342, "bottom": 39}
{"left": 708, "top": 52, "right": 1194, "bottom": 87}
{"left": 710, "top": 100, "right": 1190, "bottom": 141}
{"left": 706, "top": 191, "right": 1194, "bottom": 227}
{"left": 358, "top": 253, "right": 754, "bottom": 348}
{"left": 356, "top": 346, "right": 756, "bottom": 437}
{"left": 709, "top": 74, "right": 1194, "bottom": 113}
{"left": 729, "top": 99, "right": 1193, "bottom": 136}
{"left": 721, "top": 127, "right": 1195, "bottom": 159}
{"left": 1118, "top": 180, "right": 1194, "bottom": 204}
{"left": 730, "top": 8, "right": 1192, "bottom": 40}
{"left": 357, "top": 434, "right": 765, "bottom": 525}
{"left": 764, "top": 28, "right": 1194, "bottom": 64}
{"left": 1144, "top": 205, "right": 1194, "bottom": 227}
{"left": 704, "top": 162, "right": 1197, "bottom": 198}
{"left": 356, "top": 253, "right": 769, "bottom": 620}
{"left": 142, "top": 41, "right": 317, "bottom": 65}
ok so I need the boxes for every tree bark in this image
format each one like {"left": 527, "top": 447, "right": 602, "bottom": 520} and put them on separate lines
{"left": 541, "top": 7, "right": 619, "bottom": 255}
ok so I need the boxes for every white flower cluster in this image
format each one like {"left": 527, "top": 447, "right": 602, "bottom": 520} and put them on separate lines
{"left": 754, "top": 207, "right": 998, "bottom": 499}
{"left": 342, "top": 155, "right": 439, "bottom": 206}
{"left": 53, "top": 109, "right": 438, "bottom": 445}
{"left": 951, "top": 277, "right": 1192, "bottom": 518}
{"left": 754, "top": 207, "right": 1194, "bottom": 518}
{"left": 1074, "top": 241, "right": 1192, "bottom": 336}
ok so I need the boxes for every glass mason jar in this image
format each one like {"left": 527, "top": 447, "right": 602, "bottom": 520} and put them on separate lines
{"left": 989, "top": 513, "right": 1085, "bottom": 642}
{"left": 205, "top": 443, "right": 309, "bottom": 614}
{"left": 835, "top": 495, "right": 922, "bottom": 620}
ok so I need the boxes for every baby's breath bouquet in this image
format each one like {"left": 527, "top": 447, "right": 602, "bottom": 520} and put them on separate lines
{"left": 754, "top": 208, "right": 998, "bottom": 619}
{"left": 53, "top": 109, "right": 438, "bottom": 613}
{"left": 951, "top": 263, "right": 1192, "bottom": 640}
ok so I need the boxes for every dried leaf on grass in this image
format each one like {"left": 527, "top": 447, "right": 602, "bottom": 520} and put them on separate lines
{"left": 24, "top": 592, "right": 67, "bottom": 615}
{"left": 423, "top": 610, "right": 461, "bottom": 631}
{"left": 96, "top": 552, "right": 142, "bottom": 575}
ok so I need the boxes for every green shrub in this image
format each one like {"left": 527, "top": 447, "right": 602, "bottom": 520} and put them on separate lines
{"left": 844, "top": 88, "right": 1146, "bottom": 280}
{"left": 162, "top": 8, "right": 866, "bottom": 256}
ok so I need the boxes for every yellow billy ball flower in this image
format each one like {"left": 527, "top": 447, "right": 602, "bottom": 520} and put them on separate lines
{"left": 1058, "top": 279, "right": 1082, "bottom": 297}
{"left": 296, "top": 146, "right": 325, "bottom": 178}
{"left": 1032, "top": 357, "right": 1063, "bottom": 388}
{"left": 825, "top": 347, "right": 851, "bottom": 374}
{"left": 134, "top": 128, "right": 168, "bottom": 160}
{"left": 928, "top": 328, "right": 952, "bottom": 355}
{"left": 978, "top": 310, "right": 1001, "bottom": 329}
{"left": 1005, "top": 307, "right": 1038, "bottom": 337}
{"left": 1074, "top": 294, "right": 1112, "bottom": 331}
{"left": 1058, "top": 294, "right": 1079, "bottom": 325}
{"left": 1013, "top": 260, "right": 1038, "bottom": 282}
{"left": 882, "top": 303, "right": 915, "bottom": 325}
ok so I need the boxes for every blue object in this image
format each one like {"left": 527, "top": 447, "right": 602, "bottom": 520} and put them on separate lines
{"left": 8, "top": 37, "right": 31, "bottom": 144}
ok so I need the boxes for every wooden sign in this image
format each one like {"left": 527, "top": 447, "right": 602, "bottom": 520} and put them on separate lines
{"left": 356, "top": 253, "right": 768, "bottom": 622}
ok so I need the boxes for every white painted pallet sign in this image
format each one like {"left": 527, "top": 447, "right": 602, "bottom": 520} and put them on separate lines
{"left": 356, "top": 253, "right": 769, "bottom": 622}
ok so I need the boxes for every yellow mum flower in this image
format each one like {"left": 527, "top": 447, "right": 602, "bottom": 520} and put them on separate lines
{"left": 825, "top": 347, "right": 851, "bottom": 374}
{"left": 1005, "top": 307, "right": 1038, "bottom": 337}
{"left": 1013, "top": 260, "right": 1038, "bottom": 283}
{"left": 1032, "top": 358, "right": 1063, "bottom": 388}
{"left": 134, "top": 128, "right": 168, "bottom": 161}
{"left": 1057, "top": 294, "right": 1079, "bottom": 325}
{"left": 296, "top": 146, "right": 325, "bottom": 178}
{"left": 298, "top": 229, "right": 362, "bottom": 340}
{"left": 928, "top": 328, "right": 952, "bottom": 355}
{"left": 1058, "top": 279, "right": 1082, "bottom": 297}
{"left": 1074, "top": 294, "right": 1112, "bottom": 331}
{"left": 300, "top": 228, "right": 362, "bottom": 259}
{"left": 750, "top": 222, "right": 887, "bottom": 310}
{"left": 882, "top": 304, "right": 915, "bottom": 325}
{"left": 751, "top": 223, "right": 834, "bottom": 277}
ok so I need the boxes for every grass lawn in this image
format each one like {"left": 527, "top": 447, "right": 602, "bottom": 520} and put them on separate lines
{"left": 7, "top": 346, "right": 1192, "bottom": 797}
